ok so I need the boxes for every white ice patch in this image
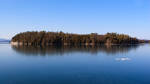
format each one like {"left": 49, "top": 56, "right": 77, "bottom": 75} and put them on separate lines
{"left": 115, "top": 57, "right": 131, "bottom": 61}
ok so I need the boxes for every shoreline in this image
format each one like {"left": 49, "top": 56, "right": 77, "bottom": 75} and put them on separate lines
{"left": 10, "top": 41, "right": 142, "bottom": 46}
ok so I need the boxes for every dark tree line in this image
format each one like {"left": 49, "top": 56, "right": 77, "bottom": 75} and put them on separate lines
{"left": 11, "top": 31, "right": 139, "bottom": 45}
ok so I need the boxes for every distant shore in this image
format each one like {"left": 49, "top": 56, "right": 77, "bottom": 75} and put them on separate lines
{"left": 0, "top": 41, "right": 10, "bottom": 44}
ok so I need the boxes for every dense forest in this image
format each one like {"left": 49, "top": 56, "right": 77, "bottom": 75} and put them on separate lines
{"left": 11, "top": 31, "right": 140, "bottom": 46}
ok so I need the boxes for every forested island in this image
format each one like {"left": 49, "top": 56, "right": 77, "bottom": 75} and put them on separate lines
{"left": 11, "top": 31, "right": 142, "bottom": 46}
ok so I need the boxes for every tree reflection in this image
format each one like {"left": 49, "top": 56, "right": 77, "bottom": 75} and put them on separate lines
{"left": 11, "top": 45, "right": 139, "bottom": 56}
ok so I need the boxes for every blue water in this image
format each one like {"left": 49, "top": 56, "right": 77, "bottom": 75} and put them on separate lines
{"left": 0, "top": 44, "right": 150, "bottom": 84}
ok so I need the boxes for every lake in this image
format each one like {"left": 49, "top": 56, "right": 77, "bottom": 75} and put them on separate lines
{"left": 0, "top": 44, "right": 150, "bottom": 84}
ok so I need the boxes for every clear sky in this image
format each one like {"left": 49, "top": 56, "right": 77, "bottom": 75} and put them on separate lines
{"left": 0, "top": 0, "right": 150, "bottom": 39}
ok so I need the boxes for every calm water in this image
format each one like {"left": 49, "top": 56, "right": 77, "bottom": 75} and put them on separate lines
{"left": 0, "top": 44, "right": 150, "bottom": 84}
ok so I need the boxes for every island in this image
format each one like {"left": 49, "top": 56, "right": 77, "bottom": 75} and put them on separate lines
{"left": 10, "top": 31, "right": 143, "bottom": 46}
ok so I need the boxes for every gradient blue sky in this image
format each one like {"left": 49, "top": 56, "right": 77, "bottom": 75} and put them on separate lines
{"left": 0, "top": 0, "right": 150, "bottom": 39}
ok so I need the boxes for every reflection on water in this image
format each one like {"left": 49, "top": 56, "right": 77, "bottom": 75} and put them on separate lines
{"left": 1, "top": 44, "right": 150, "bottom": 84}
{"left": 11, "top": 45, "right": 139, "bottom": 56}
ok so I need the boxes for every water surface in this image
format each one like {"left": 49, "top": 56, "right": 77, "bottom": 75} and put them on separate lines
{"left": 0, "top": 44, "right": 150, "bottom": 84}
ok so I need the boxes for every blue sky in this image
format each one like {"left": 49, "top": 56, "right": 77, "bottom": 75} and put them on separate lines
{"left": 0, "top": 0, "right": 150, "bottom": 39}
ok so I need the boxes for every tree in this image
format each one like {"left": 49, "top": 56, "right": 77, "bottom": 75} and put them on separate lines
{"left": 11, "top": 31, "right": 140, "bottom": 46}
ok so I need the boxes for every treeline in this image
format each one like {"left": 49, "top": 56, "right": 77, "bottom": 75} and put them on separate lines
{"left": 139, "top": 40, "right": 150, "bottom": 43}
{"left": 11, "top": 31, "right": 139, "bottom": 45}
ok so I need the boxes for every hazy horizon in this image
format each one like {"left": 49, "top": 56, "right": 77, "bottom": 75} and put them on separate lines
{"left": 0, "top": 0, "right": 150, "bottom": 39}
